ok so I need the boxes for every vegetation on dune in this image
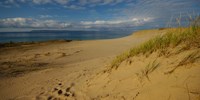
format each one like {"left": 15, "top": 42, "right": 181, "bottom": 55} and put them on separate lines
{"left": 111, "top": 16, "right": 200, "bottom": 69}
{"left": 136, "top": 60, "right": 160, "bottom": 82}
{"left": 164, "top": 50, "right": 200, "bottom": 74}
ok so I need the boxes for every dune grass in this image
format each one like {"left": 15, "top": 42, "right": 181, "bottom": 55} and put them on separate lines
{"left": 164, "top": 50, "right": 200, "bottom": 74}
{"left": 140, "top": 60, "right": 160, "bottom": 81}
{"left": 111, "top": 16, "right": 200, "bottom": 69}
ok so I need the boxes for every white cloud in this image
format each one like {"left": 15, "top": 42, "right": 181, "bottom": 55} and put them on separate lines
{"left": 38, "top": 15, "right": 69, "bottom": 19}
{"left": 55, "top": 0, "right": 69, "bottom": 4}
{"left": 19, "top": 0, "right": 26, "bottom": 3}
{"left": 80, "top": 20, "right": 126, "bottom": 25}
{"left": 64, "top": 5, "right": 85, "bottom": 10}
{"left": 0, "top": 18, "right": 32, "bottom": 27}
{"left": 0, "top": 18, "right": 71, "bottom": 28}
{"left": 39, "top": 15, "right": 53, "bottom": 18}
{"left": 101, "top": 0, "right": 114, "bottom": 5}
{"left": 81, "top": 17, "right": 153, "bottom": 26}
{"left": 5, "top": 0, "right": 15, "bottom": 4}
{"left": 0, "top": 17, "right": 153, "bottom": 30}
{"left": 32, "top": 0, "right": 51, "bottom": 4}
{"left": 1, "top": 0, "right": 19, "bottom": 7}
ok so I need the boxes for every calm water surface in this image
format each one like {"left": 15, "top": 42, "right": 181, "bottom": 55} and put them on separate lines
{"left": 0, "top": 30, "right": 133, "bottom": 43}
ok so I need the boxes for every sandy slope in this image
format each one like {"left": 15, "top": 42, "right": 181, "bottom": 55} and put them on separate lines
{"left": 0, "top": 29, "right": 199, "bottom": 100}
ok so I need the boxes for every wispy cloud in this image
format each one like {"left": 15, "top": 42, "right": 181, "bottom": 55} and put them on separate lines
{"left": 0, "top": 0, "right": 20, "bottom": 7}
{"left": 39, "top": 15, "right": 53, "bottom": 18}
{"left": 0, "top": 0, "right": 125, "bottom": 8}
{"left": 78, "top": 0, "right": 124, "bottom": 6}
{"left": 31, "top": 0, "right": 50, "bottom": 4}
{"left": 123, "top": 0, "right": 200, "bottom": 19}
{"left": 64, "top": 5, "right": 85, "bottom": 10}
{"left": 38, "top": 15, "right": 68, "bottom": 19}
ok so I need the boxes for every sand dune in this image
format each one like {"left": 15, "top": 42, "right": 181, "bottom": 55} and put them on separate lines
{"left": 0, "top": 29, "right": 199, "bottom": 100}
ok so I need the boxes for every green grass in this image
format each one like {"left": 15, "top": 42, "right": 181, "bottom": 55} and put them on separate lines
{"left": 111, "top": 16, "right": 200, "bottom": 69}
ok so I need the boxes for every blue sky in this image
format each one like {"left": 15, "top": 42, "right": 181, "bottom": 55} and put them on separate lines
{"left": 0, "top": 0, "right": 200, "bottom": 31}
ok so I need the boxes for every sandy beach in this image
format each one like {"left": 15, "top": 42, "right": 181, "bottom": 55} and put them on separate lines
{"left": 0, "top": 29, "right": 200, "bottom": 100}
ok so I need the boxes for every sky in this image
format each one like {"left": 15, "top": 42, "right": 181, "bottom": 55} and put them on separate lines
{"left": 0, "top": 0, "right": 200, "bottom": 31}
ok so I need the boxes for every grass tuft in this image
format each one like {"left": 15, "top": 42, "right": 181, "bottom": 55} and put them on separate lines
{"left": 141, "top": 60, "right": 160, "bottom": 81}
{"left": 165, "top": 51, "right": 200, "bottom": 74}
{"left": 136, "top": 60, "right": 160, "bottom": 82}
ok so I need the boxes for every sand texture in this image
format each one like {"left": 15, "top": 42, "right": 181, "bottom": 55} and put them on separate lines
{"left": 0, "top": 29, "right": 199, "bottom": 100}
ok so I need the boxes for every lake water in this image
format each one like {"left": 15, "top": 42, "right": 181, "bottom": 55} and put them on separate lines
{"left": 0, "top": 30, "right": 133, "bottom": 43}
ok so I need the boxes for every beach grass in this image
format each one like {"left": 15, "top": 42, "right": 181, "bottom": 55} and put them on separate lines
{"left": 138, "top": 60, "right": 160, "bottom": 81}
{"left": 165, "top": 50, "right": 200, "bottom": 74}
{"left": 111, "top": 16, "right": 200, "bottom": 69}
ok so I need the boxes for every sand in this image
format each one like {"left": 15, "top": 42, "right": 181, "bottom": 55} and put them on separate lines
{"left": 0, "top": 29, "right": 199, "bottom": 100}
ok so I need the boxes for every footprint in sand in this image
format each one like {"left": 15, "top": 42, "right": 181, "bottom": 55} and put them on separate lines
{"left": 37, "top": 82, "right": 77, "bottom": 100}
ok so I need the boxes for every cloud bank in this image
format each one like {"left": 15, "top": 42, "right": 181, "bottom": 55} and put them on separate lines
{"left": 0, "top": 18, "right": 70, "bottom": 28}
{"left": 0, "top": 17, "right": 153, "bottom": 30}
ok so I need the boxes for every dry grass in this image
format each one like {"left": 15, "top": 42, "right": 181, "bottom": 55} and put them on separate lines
{"left": 111, "top": 16, "right": 200, "bottom": 69}
{"left": 136, "top": 60, "right": 160, "bottom": 82}
{"left": 141, "top": 60, "right": 160, "bottom": 81}
{"left": 165, "top": 51, "right": 200, "bottom": 74}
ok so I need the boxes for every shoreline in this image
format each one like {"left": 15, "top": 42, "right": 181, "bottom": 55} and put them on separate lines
{"left": 0, "top": 30, "right": 133, "bottom": 44}
{"left": 0, "top": 30, "right": 135, "bottom": 48}
{"left": 0, "top": 28, "right": 170, "bottom": 46}
{"left": 0, "top": 29, "right": 166, "bottom": 78}
{"left": 0, "top": 39, "right": 73, "bottom": 48}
